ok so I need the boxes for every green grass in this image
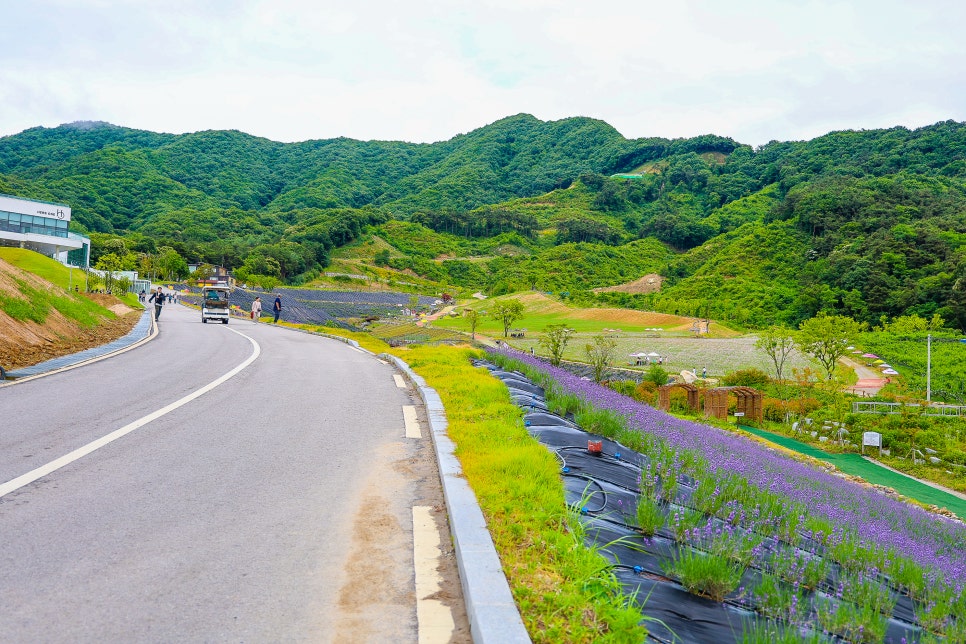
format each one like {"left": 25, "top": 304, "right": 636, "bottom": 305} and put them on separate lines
{"left": 0, "top": 247, "right": 83, "bottom": 290}
{"left": 662, "top": 548, "right": 744, "bottom": 602}
{"left": 308, "top": 329, "right": 648, "bottom": 641}
{"left": 0, "top": 276, "right": 109, "bottom": 328}
{"left": 0, "top": 248, "right": 135, "bottom": 331}
{"left": 393, "top": 345, "right": 646, "bottom": 642}
{"left": 433, "top": 292, "right": 701, "bottom": 336}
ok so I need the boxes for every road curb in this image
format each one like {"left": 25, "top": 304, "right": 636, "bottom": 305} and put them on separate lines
{"left": 383, "top": 354, "right": 531, "bottom": 644}
{"left": 1, "top": 308, "right": 156, "bottom": 387}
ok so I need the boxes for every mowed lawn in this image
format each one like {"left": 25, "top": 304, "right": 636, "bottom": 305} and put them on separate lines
{"left": 0, "top": 247, "right": 80, "bottom": 290}
{"left": 517, "top": 334, "right": 813, "bottom": 379}
{"left": 434, "top": 292, "right": 813, "bottom": 378}
{"left": 435, "top": 292, "right": 738, "bottom": 335}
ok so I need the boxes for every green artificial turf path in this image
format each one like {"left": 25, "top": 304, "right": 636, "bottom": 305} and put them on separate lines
{"left": 739, "top": 424, "right": 966, "bottom": 519}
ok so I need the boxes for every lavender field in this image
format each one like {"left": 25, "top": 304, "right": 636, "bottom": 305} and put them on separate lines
{"left": 490, "top": 348, "right": 966, "bottom": 642}
{"left": 179, "top": 286, "right": 438, "bottom": 328}
{"left": 509, "top": 333, "right": 813, "bottom": 379}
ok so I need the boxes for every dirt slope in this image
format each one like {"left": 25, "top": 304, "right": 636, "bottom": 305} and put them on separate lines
{"left": 0, "top": 259, "right": 140, "bottom": 371}
{"left": 592, "top": 274, "right": 664, "bottom": 294}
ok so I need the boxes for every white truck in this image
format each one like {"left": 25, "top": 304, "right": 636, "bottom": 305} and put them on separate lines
{"left": 201, "top": 284, "right": 231, "bottom": 324}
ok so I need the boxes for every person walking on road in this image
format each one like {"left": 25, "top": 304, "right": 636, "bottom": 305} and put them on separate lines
{"left": 272, "top": 294, "right": 282, "bottom": 323}
{"left": 251, "top": 297, "right": 262, "bottom": 323}
{"left": 148, "top": 287, "right": 165, "bottom": 321}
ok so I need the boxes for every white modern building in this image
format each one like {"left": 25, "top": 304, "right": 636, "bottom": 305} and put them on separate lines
{"left": 0, "top": 193, "right": 90, "bottom": 268}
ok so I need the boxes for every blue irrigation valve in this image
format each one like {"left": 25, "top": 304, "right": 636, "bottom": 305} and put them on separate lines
{"left": 633, "top": 565, "right": 644, "bottom": 574}
{"left": 580, "top": 506, "right": 588, "bottom": 515}
{"left": 562, "top": 466, "right": 570, "bottom": 473}
{"left": 524, "top": 420, "right": 531, "bottom": 426}
{"left": 614, "top": 452, "right": 621, "bottom": 460}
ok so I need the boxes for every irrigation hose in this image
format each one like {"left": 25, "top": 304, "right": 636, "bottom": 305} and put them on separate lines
{"left": 561, "top": 473, "right": 608, "bottom": 513}
{"left": 555, "top": 445, "right": 645, "bottom": 493}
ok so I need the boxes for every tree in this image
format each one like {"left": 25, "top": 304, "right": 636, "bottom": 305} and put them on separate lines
{"left": 256, "top": 275, "right": 280, "bottom": 291}
{"left": 115, "top": 276, "right": 132, "bottom": 297}
{"left": 95, "top": 252, "right": 124, "bottom": 293}
{"left": 882, "top": 313, "right": 947, "bottom": 334}
{"left": 156, "top": 247, "right": 189, "bottom": 281}
{"left": 464, "top": 308, "right": 482, "bottom": 340}
{"left": 643, "top": 364, "right": 670, "bottom": 386}
{"left": 539, "top": 324, "right": 575, "bottom": 366}
{"left": 241, "top": 253, "right": 281, "bottom": 279}
{"left": 585, "top": 335, "right": 617, "bottom": 383}
{"left": 192, "top": 263, "right": 215, "bottom": 282}
{"left": 796, "top": 314, "right": 866, "bottom": 380}
{"left": 84, "top": 268, "right": 102, "bottom": 293}
{"left": 755, "top": 326, "right": 797, "bottom": 389}
{"left": 491, "top": 300, "right": 525, "bottom": 337}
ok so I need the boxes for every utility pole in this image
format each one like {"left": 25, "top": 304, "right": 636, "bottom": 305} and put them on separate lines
{"left": 927, "top": 333, "right": 932, "bottom": 403}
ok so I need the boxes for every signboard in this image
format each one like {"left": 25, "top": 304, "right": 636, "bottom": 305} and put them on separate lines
{"left": 861, "top": 431, "right": 882, "bottom": 455}
{"left": 0, "top": 194, "right": 71, "bottom": 222}
{"left": 862, "top": 432, "right": 881, "bottom": 447}
{"left": 733, "top": 412, "right": 745, "bottom": 417}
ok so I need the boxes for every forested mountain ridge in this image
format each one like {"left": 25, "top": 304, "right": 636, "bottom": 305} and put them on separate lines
{"left": 3, "top": 115, "right": 966, "bottom": 330}
{"left": 0, "top": 114, "right": 732, "bottom": 232}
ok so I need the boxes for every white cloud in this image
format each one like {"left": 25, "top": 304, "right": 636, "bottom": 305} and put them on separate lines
{"left": 1, "top": 0, "right": 964, "bottom": 146}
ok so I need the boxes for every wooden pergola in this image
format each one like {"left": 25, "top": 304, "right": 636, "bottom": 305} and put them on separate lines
{"left": 704, "top": 386, "right": 763, "bottom": 424}
{"left": 657, "top": 383, "right": 701, "bottom": 412}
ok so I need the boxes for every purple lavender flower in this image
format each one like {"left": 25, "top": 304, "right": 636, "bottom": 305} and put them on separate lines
{"left": 489, "top": 348, "right": 966, "bottom": 583}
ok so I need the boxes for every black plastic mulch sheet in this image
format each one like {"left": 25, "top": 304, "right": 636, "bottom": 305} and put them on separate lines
{"left": 477, "top": 360, "right": 925, "bottom": 643}
{"left": 524, "top": 411, "right": 580, "bottom": 429}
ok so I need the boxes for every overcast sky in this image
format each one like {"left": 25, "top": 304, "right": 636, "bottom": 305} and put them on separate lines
{"left": 2, "top": 0, "right": 964, "bottom": 146}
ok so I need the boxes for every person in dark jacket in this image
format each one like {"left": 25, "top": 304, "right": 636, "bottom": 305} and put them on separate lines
{"left": 273, "top": 294, "right": 282, "bottom": 323}
{"left": 148, "top": 287, "right": 165, "bottom": 321}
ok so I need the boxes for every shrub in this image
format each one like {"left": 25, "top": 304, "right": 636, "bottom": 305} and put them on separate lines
{"left": 633, "top": 381, "right": 658, "bottom": 405}
{"left": 788, "top": 396, "right": 822, "bottom": 416}
{"left": 606, "top": 380, "right": 638, "bottom": 397}
{"left": 721, "top": 368, "right": 770, "bottom": 388}
{"left": 643, "top": 364, "right": 669, "bottom": 386}
{"left": 762, "top": 397, "right": 790, "bottom": 422}
{"left": 944, "top": 449, "right": 966, "bottom": 466}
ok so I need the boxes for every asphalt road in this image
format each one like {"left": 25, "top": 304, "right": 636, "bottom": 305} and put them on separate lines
{"left": 0, "top": 303, "right": 466, "bottom": 642}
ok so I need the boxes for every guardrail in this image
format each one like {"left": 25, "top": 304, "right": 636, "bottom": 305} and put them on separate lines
{"left": 852, "top": 401, "right": 966, "bottom": 417}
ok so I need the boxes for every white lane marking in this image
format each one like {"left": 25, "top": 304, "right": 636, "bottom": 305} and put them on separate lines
{"left": 403, "top": 405, "right": 421, "bottom": 439}
{"left": 393, "top": 374, "right": 406, "bottom": 388}
{"left": 413, "top": 506, "right": 456, "bottom": 643}
{"left": 0, "top": 328, "right": 261, "bottom": 499}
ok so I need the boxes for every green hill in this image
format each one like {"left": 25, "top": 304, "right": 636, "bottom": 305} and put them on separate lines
{"left": 4, "top": 116, "right": 966, "bottom": 330}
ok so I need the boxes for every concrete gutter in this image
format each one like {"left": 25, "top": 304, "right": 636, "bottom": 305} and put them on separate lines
{"left": 383, "top": 353, "right": 531, "bottom": 644}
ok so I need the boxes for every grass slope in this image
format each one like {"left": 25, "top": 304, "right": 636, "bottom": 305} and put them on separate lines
{"left": 0, "top": 247, "right": 85, "bottom": 290}
{"left": 436, "top": 291, "right": 736, "bottom": 336}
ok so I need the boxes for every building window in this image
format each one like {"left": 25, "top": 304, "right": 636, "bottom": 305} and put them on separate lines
{"left": 0, "top": 210, "right": 69, "bottom": 238}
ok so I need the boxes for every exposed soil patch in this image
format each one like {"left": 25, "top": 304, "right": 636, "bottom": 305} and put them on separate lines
{"left": 593, "top": 273, "right": 664, "bottom": 294}
{"left": 0, "top": 259, "right": 140, "bottom": 371}
{"left": 331, "top": 409, "right": 470, "bottom": 643}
